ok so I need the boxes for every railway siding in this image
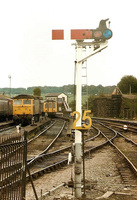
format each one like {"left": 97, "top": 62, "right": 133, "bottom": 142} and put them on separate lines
{"left": 2, "top": 117, "right": 137, "bottom": 199}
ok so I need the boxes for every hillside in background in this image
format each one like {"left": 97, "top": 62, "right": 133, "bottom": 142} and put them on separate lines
{"left": 0, "top": 84, "right": 116, "bottom": 100}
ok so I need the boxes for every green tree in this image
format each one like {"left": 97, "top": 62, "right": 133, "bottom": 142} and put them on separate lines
{"left": 117, "top": 75, "right": 137, "bottom": 94}
{"left": 33, "top": 87, "right": 41, "bottom": 96}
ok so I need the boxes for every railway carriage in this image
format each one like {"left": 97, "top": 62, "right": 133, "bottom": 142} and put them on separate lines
{"left": 13, "top": 94, "right": 42, "bottom": 125}
{"left": 0, "top": 95, "right": 13, "bottom": 121}
{"left": 43, "top": 98, "right": 71, "bottom": 117}
{"left": 44, "top": 93, "right": 72, "bottom": 117}
{"left": 43, "top": 100, "right": 57, "bottom": 117}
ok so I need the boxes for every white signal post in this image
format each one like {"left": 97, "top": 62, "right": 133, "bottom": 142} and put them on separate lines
{"left": 73, "top": 40, "right": 108, "bottom": 198}
{"left": 74, "top": 43, "right": 82, "bottom": 198}
{"left": 52, "top": 21, "right": 112, "bottom": 198}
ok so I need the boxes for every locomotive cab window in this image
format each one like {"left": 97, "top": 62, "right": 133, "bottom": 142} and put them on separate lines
{"left": 14, "top": 100, "right": 22, "bottom": 105}
{"left": 23, "top": 100, "right": 31, "bottom": 105}
{"left": 49, "top": 103, "right": 52, "bottom": 108}
{"left": 45, "top": 103, "right": 48, "bottom": 108}
{"left": 53, "top": 103, "right": 56, "bottom": 108}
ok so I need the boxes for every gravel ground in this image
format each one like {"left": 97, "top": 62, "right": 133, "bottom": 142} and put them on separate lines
{"left": 26, "top": 144, "right": 137, "bottom": 200}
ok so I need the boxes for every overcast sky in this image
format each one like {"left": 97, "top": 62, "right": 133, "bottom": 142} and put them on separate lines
{"left": 0, "top": 0, "right": 136, "bottom": 88}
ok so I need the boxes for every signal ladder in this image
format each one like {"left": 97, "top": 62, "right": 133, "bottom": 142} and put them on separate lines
{"left": 74, "top": 46, "right": 89, "bottom": 111}
{"left": 82, "top": 47, "right": 88, "bottom": 110}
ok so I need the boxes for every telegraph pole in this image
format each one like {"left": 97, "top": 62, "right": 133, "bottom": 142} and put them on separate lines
{"left": 8, "top": 75, "right": 11, "bottom": 97}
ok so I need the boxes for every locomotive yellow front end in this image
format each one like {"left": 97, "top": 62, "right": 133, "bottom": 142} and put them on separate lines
{"left": 13, "top": 99, "right": 33, "bottom": 116}
{"left": 13, "top": 94, "right": 41, "bottom": 125}
{"left": 43, "top": 100, "right": 57, "bottom": 117}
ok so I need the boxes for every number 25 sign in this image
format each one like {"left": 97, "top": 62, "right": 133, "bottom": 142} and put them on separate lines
{"left": 72, "top": 110, "right": 92, "bottom": 130}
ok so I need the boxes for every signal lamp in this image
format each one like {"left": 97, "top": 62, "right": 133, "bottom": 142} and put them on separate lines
{"left": 93, "top": 28, "right": 112, "bottom": 41}
{"left": 94, "top": 31, "right": 102, "bottom": 38}
{"left": 103, "top": 29, "right": 112, "bottom": 39}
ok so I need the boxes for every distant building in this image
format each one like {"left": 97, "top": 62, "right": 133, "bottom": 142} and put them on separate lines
{"left": 45, "top": 93, "right": 71, "bottom": 113}
{"left": 45, "top": 93, "right": 68, "bottom": 103}
{"left": 93, "top": 87, "right": 137, "bottom": 119}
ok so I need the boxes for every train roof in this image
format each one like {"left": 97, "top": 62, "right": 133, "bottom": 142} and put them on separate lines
{"left": 45, "top": 92, "right": 67, "bottom": 97}
{"left": 0, "top": 95, "right": 12, "bottom": 100}
{"left": 44, "top": 99, "right": 56, "bottom": 102}
{"left": 12, "top": 94, "right": 39, "bottom": 100}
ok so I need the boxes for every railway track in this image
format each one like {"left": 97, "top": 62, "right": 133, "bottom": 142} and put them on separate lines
{"left": 2, "top": 117, "right": 137, "bottom": 199}
{"left": 27, "top": 119, "right": 67, "bottom": 166}
{"left": 27, "top": 119, "right": 137, "bottom": 198}
{"left": 101, "top": 121, "right": 137, "bottom": 133}
{"left": 0, "top": 120, "right": 57, "bottom": 182}
{"left": 93, "top": 117, "right": 137, "bottom": 132}
{"left": 26, "top": 126, "right": 100, "bottom": 181}
{"left": 26, "top": 120, "right": 137, "bottom": 199}
{"left": 93, "top": 120, "right": 137, "bottom": 185}
{"left": 25, "top": 118, "right": 137, "bottom": 199}
{"left": 27, "top": 119, "right": 137, "bottom": 185}
{"left": 0, "top": 121, "right": 14, "bottom": 129}
{"left": 0, "top": 119, "right": 70, "bottom": 190}
{"left": 0, "top": 122, "right": 15, "bottom": 137}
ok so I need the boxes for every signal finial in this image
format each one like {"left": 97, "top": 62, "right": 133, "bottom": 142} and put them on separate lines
{"left": 98, "top": 18, "right": 109, "bottom": 30}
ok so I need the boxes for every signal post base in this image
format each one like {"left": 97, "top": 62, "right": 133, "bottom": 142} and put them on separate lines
{"left": 74, "top": 130, "right": 82, "bottom": 198}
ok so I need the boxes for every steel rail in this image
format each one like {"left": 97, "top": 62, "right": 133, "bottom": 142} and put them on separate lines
{"left": 37, "top": 182, "right": 66, "bottom": 200}
{"left": 92, "top": 117, "right": 137, "bottom": 128}
{"left": 0, "top": 125, "right": 15, "bottom": 133}
{"left": 0, "top": 124, "right": 110, "bottom": 191}
{"left": 97, "top": 120, "right": 137, "bottom": 133}
{"left": 0, "top": 132, "right": 102, "bottom": 192}
{"left": 95, "top": 121, "right": 118, "bottom": 140}
{"left": 0, "top": 121, "right": 58, "bottom": 189}
{"left": 0, "top": 121, "right": 14, "bottom": 131}
{"left": 27, "top": 120, "right": 56, "bottom": 144}
{"left": 26, "top": 158, "right": 68, "bottom": 181}
{"left": 116, "top": 131, "right": 137, "bottom": 145}
{"left": 84, "top": 124, "right": 117, "bottom": 156}
{"left": 26, "top": 126, "right": 106, "bottom": 182}
{"left": 0, "top": 120, "right": 55, "bottom": 162}
{"left": 23, "top": 123, "right": 137, "bottom": 187}
{"left": 92, "top": 117, "right": 137, "bottom": 124}
{"left": 27, "top": 125, "right": 100, "bottom": 165}
{"left": 0, "top": 121, "right": 55, "bottom": 174}
{"left": 96, "top": 121, "right": 137, "bottom": 176}
{"left": 102, "top": 131, "right": 137, "bottom": 175}
{"left": 0, "top": 126, "right": 107, "bottom": 190}
{"left": 28, "top": 120, "right": 66, "bottom": 166}
{"left": 0, "top": 120, "right": 67, "bottom": 191}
